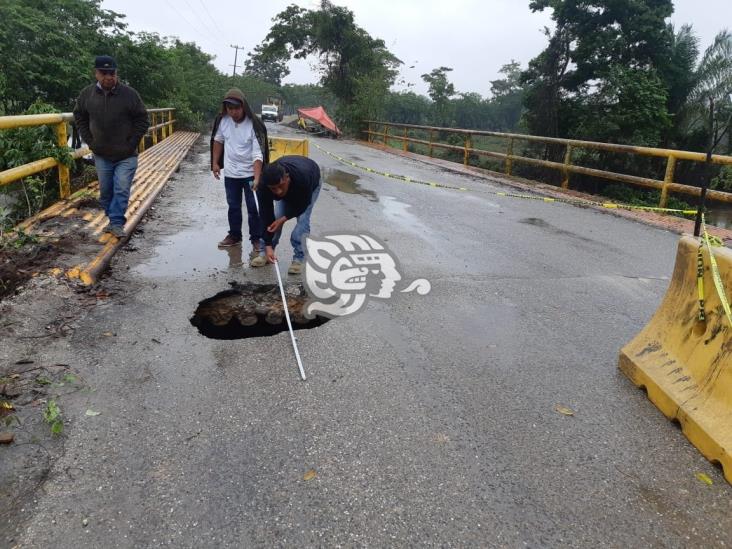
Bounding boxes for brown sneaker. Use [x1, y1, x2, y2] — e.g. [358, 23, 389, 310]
[218, 235, 241, 248]
[287, 260, 303, 275]
[250, 255, 267, 268]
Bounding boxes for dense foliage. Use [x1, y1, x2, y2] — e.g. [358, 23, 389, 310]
[1, 0, 731, 227]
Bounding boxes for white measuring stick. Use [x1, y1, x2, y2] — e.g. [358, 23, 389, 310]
[273, 257, 307, 380]
[253, 185, 307, 381]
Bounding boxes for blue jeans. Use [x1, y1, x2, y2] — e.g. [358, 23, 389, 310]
[272, 184, 321, 261]
[224, 176, 263, 247]
[94, 155, 138, 226]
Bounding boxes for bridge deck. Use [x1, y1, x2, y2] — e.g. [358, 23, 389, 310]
[17, 131, 199, 284]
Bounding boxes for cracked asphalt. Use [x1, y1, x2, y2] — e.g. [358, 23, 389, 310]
[11, 123, 732, 548]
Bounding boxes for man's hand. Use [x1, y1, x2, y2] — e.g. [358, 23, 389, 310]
[267, 216, 287, 234]
[251, 178, 259, 192]
[265, 245, 277, 264]
[212, 163, 221, 180]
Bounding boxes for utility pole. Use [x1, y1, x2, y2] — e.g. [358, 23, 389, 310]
[230, 44, 243, 77]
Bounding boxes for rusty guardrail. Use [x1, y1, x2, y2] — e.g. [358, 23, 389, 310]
[0, 108, 175, 199]
[362, 121, 732, 208]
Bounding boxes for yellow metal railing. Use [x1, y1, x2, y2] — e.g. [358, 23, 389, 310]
[0, 108, 175, 199]
[363, 121, 732, 207]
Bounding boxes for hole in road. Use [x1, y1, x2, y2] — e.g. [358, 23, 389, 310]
[324, 168, 378, 202]
[190, 282, 330, 340]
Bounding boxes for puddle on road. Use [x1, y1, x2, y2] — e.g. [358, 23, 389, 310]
[324, 168, 378, 202]
[132, 228, 248, 277]
[190, 282, 330, 339]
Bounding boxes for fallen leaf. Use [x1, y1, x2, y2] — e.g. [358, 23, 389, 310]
[554, 404, 575, 416]
[0, 401, 14, 411]
[102, 332, 114, 337]
[696, 472, 713, 486]
[85, 409, 101, 417]
[0, 432, 14, 444]
[303, 469, 317, 481]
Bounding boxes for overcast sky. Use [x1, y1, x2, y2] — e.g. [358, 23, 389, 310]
[100, 0, 729, 98]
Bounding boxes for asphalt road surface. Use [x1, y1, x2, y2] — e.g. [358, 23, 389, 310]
[15, 123, 732, 547]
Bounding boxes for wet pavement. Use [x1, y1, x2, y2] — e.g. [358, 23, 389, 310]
[13, 123, 732, 547]
[323, 167, 378, 202]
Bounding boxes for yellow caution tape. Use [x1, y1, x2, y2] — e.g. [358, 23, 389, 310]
[312, 142, 700, 216]
[702, 214, 732, 327]
[312, 142, 469, 192]
[696, 242, 707, 322]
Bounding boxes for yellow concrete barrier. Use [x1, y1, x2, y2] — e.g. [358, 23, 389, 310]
[619, 235, 732, 482]
[269, 137, 308, 161]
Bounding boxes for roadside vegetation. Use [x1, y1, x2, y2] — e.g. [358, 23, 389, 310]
[1, 0, 731, 228]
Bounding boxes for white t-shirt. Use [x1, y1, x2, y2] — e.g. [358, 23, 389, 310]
[213, 115, 263, 178]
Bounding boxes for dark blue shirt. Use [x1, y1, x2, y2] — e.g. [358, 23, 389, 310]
[257, 156, 321, 245]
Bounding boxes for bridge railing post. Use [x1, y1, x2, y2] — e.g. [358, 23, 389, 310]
[383, 124, 389, 146]
[429, 130, 434, 158]
[403, 127, 408, 152]
[660, 155, 676, 209]
[561, 145, 573, 189]
[55, 121, 70, 199]
[464, 134, 471, 167]
[505, 137, 514, 175]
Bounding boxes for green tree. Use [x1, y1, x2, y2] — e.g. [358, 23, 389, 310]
[678, 30, 732, 153]
[575, 65, 671, 146]
[0, 0, 125, 113]
[281, 84, 336, 113]
[489, 61, 525, 131]
[452, 92, 489, 129]
[521, 26, 572, 137]
[250, 1, 401, 131]
[245, 44, 291, 86]
[421, 67, 456, 126]
[383, 91, 431, 125]
[527, 0, 673, 90]
[664, 25, 700, 121]
[522, 0, 675, 142]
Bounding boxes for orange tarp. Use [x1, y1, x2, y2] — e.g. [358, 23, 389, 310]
[297, 106, 341, 136]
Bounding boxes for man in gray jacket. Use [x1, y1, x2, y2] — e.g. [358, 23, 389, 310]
[73, 55, 149, 238]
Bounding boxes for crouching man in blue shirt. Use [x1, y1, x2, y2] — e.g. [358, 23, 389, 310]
[256, 155, 321, 275]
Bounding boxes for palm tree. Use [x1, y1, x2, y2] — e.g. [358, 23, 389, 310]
[680, 30, 732, 152]
[666, 24, 700, 118]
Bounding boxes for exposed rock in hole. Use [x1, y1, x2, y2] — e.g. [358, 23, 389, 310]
[190, 282, 329, 339]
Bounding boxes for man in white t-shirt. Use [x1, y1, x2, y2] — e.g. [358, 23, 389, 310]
[210, 88, 269, 267]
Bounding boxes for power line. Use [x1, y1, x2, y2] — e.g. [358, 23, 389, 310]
[162, 0, 219, 50]
[197, 0, 224, 40]
[181, 0, 219, 39]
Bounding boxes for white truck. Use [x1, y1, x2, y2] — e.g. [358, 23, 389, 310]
[261, 104, 279, 122]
